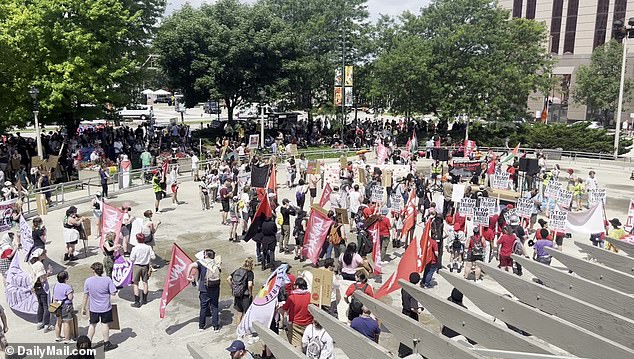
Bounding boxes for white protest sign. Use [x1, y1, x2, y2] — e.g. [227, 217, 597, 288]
[492, 173, 510, 190]
[451, 184, 465, 203]
[504, 208, 517, 223]
[371, 185, 384, 203]
[390, 194, 403, 211]
[550, 210, 568, 232]
[557, 189, 573, 207]
[473, 207, 489, 226]
[479, 197, 497, 216]
[545, 181, 562, 198]
[588, 188, 607, 205]
[516, 198, 533, 219]
[459, 198, 476, 217]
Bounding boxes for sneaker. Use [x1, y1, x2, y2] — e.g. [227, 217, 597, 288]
[103, 342, 118, 351]
[198, 327, 205, 332]
[36, 323, 44, 330]
[63, 339, 76, 344]
[44, 325, 54, 333]
[212, 326, 220, 332]
[247, 336, 260, 345]
[55, 337, 64, 342]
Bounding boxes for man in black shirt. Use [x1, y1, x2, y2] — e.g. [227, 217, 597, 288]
[398, 272, 422, 357]
[279, 199, 296, 254]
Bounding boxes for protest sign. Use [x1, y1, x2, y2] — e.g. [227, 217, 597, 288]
[544, 181, 562, 198]
[310, 268, 333, 307]
[451, 184, 465, 203]
[390, 193, 403, 211]
[5, 251, 38, 315]
[473, 207, 489, 226]
[307, 160, 320, 175]
[0, 199, 17, 232]
[459, 198, 476, 217]
[371, 185, 384, 203]
[335, 208, 349, 225]
[492, 173, 510, 190]
[112, 255, 133, 288]
[550, 210, 568, 232]
[479, 197, 497, 216]
[516, 198, 533, 219]
[450, 161, 483, 177]
[382, 169, 393, 186]
[588, 188, 607, 205]
[248, 134, 259, 149]
[504, 208, 517, 223]
[557, 189, 573, 208]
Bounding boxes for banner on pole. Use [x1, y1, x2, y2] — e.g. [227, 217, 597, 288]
[159, 244, 194, 318]
[302, 210, 334, 265]
[345, 66, 353, 86]
[334, 87, 342, 107]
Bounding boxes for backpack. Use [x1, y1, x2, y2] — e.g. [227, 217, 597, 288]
[231, 268, 249, 297]
[296, 189, 305, 203]
[201, 259, 221, 288]
[358, 229, 372, 257]
[305, 327, 327, 359]
[329, 224, 344, 245]
[471, 236, 484, 257]
[452, 234, 463, 251]
[512, 238, 524, 256]
[348, 283, 369, 320]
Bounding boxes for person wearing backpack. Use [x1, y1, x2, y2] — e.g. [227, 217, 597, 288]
[302, 320, 334, 359]
[509, 215, 526, 276]
[325, 211, 346, 262]
[227, 257, 254, 325]
[464, 227, 485, 281]
[344, 273, 374, 321]
[186, 249, 222, 332]
[293, 211, 308, 261]
[497, 226, 516, 272]
[447, 226, 465, 273]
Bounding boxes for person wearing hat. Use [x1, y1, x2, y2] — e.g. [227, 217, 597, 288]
[1, 181, 17, 201]
[187, 249, 222, 332]
[607, 218, 626, 253]
[63, 206, 84, 262]
[226, 340, 253, 359]
[129, 233, 156, 308]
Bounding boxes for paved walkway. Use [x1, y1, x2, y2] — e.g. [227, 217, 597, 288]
[2, 154, 633, 358]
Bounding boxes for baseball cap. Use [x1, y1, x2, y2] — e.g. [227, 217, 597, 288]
[226, 340, 246, 353]
[30, 248, 44, 260]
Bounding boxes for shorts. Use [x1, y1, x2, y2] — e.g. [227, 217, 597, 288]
[234, 295, 252, 313]
[295, 233, 305, 246]
[67, 240, 78, 245]
[154, 191, 163, 201]
[57, 303, 74, 322]
[171, 184, 178, 193]
[310, 188, 317, 198]
[222, 201, 230, 212]
[499, 256, 513, 268]
[133, 264, 150, 283]
[89, 309, 113, 324]
[555, 235, 564, 246]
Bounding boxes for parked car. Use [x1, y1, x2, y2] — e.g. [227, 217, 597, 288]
[118, 105, 153, 121]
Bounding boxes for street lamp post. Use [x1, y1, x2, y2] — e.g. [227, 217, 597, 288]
[28, 86, 43, 159]
[613, 19, 634, 159]
[259, 90, 265, 149]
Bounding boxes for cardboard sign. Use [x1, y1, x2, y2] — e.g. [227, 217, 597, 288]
[289, 144, 299, 157]
[550, 210, 568, 232]
[31, 157, 45, 169]
[516, 198, 533, 219]
[473, 207, 489, 226]
[110, 303, 121, 330]
[451, 184, 465, 203]
[382, 169, 393, 186]
[371, 185, 384, 203]
[358, 168, 366, 184]
[479, 197, 497, 216]
[588, 188, 607, 205]
[335, 208, 349, 225]
[307, 160, 320, 175]
[492, 173, 510, 190]
[557, 189, 573, 207]
[310, 268, 333, 307]
[544, 181, 562, 198]
[46, 155, 60, 170]
[339, 155, 347, 169]
[459, 198, 476, 217]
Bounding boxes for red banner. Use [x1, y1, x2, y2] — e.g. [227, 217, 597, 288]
[301, 210, 334, 264]
[160, 243, 194, 318]
[377, 143, 388, 164]
[100, 203, 124, 249]
[319, 183, 332, 208]
[369, 222, 382, 275]
[400, 189, 418, 240]
[375, 220, 432, 299]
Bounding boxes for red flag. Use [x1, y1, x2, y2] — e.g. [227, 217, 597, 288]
[541, 98, 548, 124]
[159, 243, 194, 318]
[244, 193, 273, 241]
[369, 221, 382, 275]
[319, 183, 333, 208]
[162, 160, 169, 181]
[267, 165, 278, 199]
[377, 143, 388, 164]
[301, 210, 334, 264]
[375, 220, 432, 298]
[400, 189, 418, 240]
[100, 203, 124, 249]
[406, 139, 411, 153]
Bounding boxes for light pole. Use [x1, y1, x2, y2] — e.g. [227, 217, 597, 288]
[259, 89, 265, 148]
[613, 19, 634, 159]
[28, 86, 43, 159]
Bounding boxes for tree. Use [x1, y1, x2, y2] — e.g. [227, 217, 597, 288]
[574, 40, 632, 125]
[155, 0, 294, 122]
[0, 0, 166, 131]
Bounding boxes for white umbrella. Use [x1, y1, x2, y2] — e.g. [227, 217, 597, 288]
[142, 89, 155, 95]
[154, 89, 172, 96]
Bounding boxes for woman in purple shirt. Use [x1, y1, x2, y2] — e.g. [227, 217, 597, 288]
[53, 271, 74, 343]
[82, 262, 118, 351]
[533, 229, 555, 265]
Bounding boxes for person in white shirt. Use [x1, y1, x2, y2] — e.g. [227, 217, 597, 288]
[191, 153, 200, 179]
[302, 321, 335, 359]
[348, 184, 362, 231]
[129, 233, 156, 308]
[585, 171, 598, 191]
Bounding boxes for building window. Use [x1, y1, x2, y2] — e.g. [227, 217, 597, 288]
[550, 0, 564, 54]
[563, 0, 579, 53]
[593, 0, 609, 49]
[613, 0, 628, 43]
[526, 0, 537, 19]
[512, 0, 523, 18]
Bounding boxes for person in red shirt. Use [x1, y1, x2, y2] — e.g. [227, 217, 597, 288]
[481, 225, 495, 263]
[497, 226, 516, 271]
[485, 158, 496, 187]
[281, 277, 312, 348]
[377, 213, 391, 261]
[344, 273, 374, 321]
[464, 228, 485, 281]
[421, 238, 439, 288]
[363, 203, 376, 219]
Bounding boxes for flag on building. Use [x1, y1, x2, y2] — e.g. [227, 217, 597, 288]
[243, 193, 273, 242]
[302, 209, 334, 264]
[319, 183, 333, 208]
[499, 143, 520, 165]
[375, 220, 433, 299]
[159, 243, 194, 318]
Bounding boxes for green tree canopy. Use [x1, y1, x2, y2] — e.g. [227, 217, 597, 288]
[574, 40, 632, 125]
